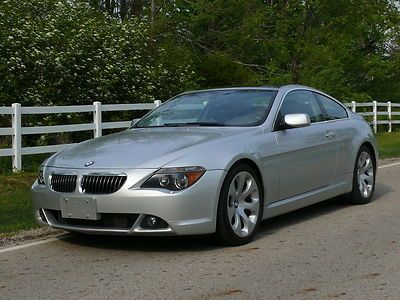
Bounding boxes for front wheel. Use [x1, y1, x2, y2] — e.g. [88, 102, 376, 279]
[215, 164, 263, 246]
[348, 146, 376, 205]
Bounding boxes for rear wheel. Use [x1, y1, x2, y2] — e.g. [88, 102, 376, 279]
[348, 146, 376, 205]
[215, 164, 263, 246]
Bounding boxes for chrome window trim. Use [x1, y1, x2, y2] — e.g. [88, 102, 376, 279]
[312, 91, 349, 119]
[272, 88, 350, 131]
[134, 88, 279, 129]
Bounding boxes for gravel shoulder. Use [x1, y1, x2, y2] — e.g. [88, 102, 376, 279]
[0, 227, 63, 248]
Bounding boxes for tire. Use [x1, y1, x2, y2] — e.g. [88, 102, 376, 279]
[215, 163, 264, 246]
[348, 146, 376, 205]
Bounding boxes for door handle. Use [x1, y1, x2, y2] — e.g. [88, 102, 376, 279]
[325, 131, 336, 138]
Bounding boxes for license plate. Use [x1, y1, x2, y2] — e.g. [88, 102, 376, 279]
[60, 197, 99, 220]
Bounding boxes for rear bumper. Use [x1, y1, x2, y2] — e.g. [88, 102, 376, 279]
[32, 168, 226, 236]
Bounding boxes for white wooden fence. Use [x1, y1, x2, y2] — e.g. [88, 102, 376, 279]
[345, 100, 400, 134]
[0, 100, 398, 172]
[0, 101, 161, 172]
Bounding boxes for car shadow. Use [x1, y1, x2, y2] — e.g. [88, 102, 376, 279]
[373, 182, 393, 201]
[256, 181, 392, 240]
[59, 182, 393, 252]
[59, 232, 218, 252]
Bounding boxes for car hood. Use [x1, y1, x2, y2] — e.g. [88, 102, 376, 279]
[46, 127, 251, 169]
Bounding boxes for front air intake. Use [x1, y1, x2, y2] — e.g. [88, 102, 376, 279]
[50, 174, 77, 193]
[81, 174, 127, 194]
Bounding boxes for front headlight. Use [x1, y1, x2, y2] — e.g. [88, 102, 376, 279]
[141, 166, 206, 191]
[38, 167, 45, 185]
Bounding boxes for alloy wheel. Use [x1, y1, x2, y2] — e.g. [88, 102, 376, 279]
[226, 171, 260, 237]
[357, 151, 374, 198]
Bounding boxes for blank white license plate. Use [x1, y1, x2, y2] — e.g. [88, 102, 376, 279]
[60, 197, 100, 220]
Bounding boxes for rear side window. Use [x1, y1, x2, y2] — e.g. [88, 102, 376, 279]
[314, 93, 348, 120]
[279, 90, 324, 123]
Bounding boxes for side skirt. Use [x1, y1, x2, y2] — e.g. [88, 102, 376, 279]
[262, 173, 352, 220]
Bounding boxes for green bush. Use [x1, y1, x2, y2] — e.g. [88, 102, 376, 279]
[0, 0, 197, 107]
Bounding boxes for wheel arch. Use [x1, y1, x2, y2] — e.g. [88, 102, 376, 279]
[215, 157, 265, 245]
[360, 141, 377, 168]
[227, 158, 265, 199]
[348, 140, 377, 204]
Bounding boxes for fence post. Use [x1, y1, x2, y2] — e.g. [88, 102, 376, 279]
[154, 100, 162, 125]
[93, 101, 102, 138]
[351, 101, 356, 113]
[12, 103, 22, 172]
[388, 101, 392, 133]
[372, 100, 377, 134]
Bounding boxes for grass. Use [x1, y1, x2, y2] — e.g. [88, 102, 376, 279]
[376, 132, 400, 159]
[0, 153, 50, 175]
[0, 131, 399, 235]
[0, 172, 38, 235]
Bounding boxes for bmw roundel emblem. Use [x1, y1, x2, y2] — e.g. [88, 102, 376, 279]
[84, 161, 95, 167]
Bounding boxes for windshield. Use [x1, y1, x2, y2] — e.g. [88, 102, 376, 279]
[134, 89, 278, 128]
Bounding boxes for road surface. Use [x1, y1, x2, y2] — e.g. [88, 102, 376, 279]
[1, 160, 400, 299]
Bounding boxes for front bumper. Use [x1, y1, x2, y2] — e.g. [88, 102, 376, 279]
[31, 168, 226, 236]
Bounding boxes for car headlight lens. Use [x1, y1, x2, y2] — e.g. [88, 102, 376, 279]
[175, 174, 189, 189]
[38, 167, 45, 185]
[141, 166, 206, 191]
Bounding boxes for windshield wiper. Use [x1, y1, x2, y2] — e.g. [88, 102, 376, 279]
[186, 122, 225, 126]
[162, 122, 225, 127]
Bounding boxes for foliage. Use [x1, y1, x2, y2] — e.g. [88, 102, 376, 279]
[0, 0, 197, 107]
[154, 0, 400, 102]
[0, 0, 400, 106]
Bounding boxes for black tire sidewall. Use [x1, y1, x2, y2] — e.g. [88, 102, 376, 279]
[350, 146, 376, 205]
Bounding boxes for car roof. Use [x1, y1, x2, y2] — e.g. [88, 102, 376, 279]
[180, 85, 318, 94]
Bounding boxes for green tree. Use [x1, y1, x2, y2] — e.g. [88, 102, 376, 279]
[1, 0, 400, 105]
[153, 0, 400, 101]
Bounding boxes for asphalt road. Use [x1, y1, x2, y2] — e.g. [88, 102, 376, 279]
[1, 160, 400, 299]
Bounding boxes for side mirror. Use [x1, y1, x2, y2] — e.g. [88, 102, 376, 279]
[283, 113, 311, 129]
[130, 118, 139, 127]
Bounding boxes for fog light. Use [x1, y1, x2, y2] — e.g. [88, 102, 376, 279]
[141, 215, 169, 229]
[39, 209, 47, 223]
[145, 216, 157, 227]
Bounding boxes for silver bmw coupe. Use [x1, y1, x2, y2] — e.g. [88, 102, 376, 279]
[32, 85, 378, 245]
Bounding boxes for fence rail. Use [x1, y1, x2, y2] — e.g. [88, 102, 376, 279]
[0, 100, 398, 172]
[344, 101, 400, 134]
[0, 101, 160, 171]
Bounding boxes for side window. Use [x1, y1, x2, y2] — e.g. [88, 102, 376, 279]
[279, 90, 324, 123]
[314, 93, 348, 120]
